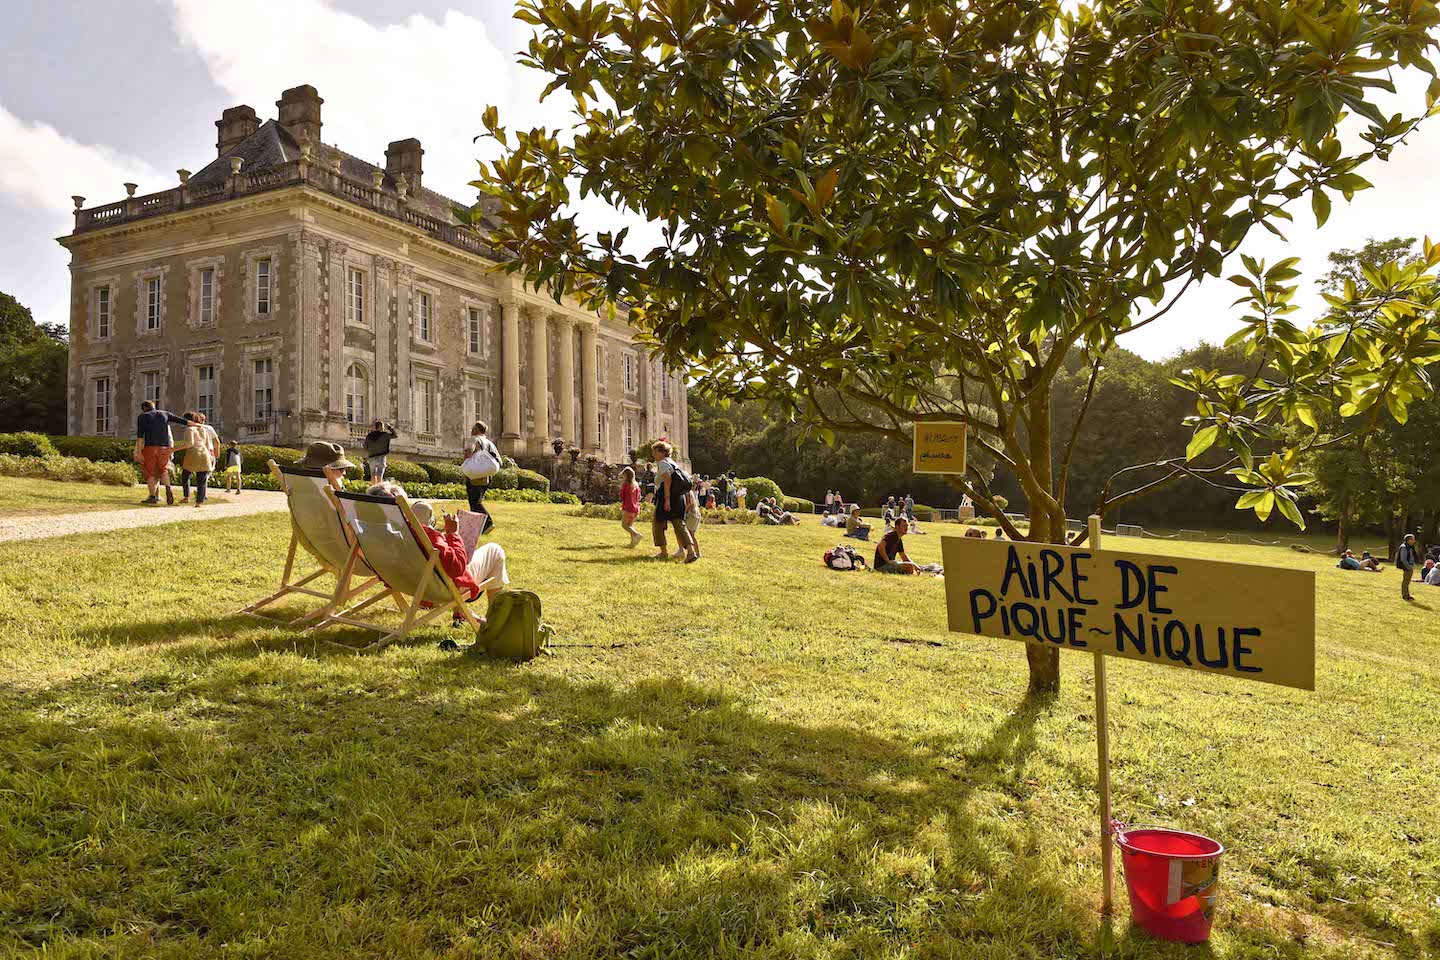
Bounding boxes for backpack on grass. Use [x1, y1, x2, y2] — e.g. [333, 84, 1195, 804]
[824, 544, 867, 571]
[467, 589, 554, 661]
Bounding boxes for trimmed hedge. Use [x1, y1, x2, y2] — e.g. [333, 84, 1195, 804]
[0, 454, 137, 486]
[419, 460, 466, 484]
[238, 472, 575, 505]
[783, 496, 816, 514]
[0, 432, 58, 458]
[489, 467, 550, 492]
[345, 456, 428, 486]
[859, 505, 937, 522]
[737, 476, 782, 506]
[572, 502, 761, 525]
[49, 435, 135, 462]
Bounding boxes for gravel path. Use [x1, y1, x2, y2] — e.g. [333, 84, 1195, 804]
[0, 490, 290, 543]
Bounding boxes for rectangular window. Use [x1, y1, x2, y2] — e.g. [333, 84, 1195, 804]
[253, 358, 274, 419]
[93, 377, 112, 434]
[661, 370, 671, 402]
[419, 292, 433, 342]
[624, 417, 634, 453]
[346, 268, 365, 325]
[416, 378, 436, 434]
[256, 258, 272, 315]
[598, 406, 608, 446]
[196, 365, 216, 422]
[468, 307, 482, 354]
[469, 386, 485, 427]
[199, 267, 215, 326]
[142, 370, 162, 407]
[624, 354, 634, 392]
[95, 287, 111, 340]
[146, 277, 162, 330]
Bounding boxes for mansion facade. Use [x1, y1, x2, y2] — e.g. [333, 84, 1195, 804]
[59, 85, 689, 465]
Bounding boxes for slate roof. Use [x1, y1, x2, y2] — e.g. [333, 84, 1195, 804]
[189, 119, 502, 235]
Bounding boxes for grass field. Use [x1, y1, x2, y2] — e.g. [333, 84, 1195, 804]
[0, 495, 1436, 959]
[0, 476, 145, 517]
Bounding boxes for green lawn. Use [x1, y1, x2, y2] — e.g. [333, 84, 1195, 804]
[0, 499, 1436, 959]
[0, 476, 144, 517]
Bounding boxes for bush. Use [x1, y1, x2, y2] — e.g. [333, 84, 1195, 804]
[241, 474, 578, 506]
[489, 467, 551, 492]
[737, 476, 782, 505]
[419, 460, 466, 484]
[0, 432, 58, 458]
[343, 456, 428, 485]
[49, 435, 135, 462]
[572, 502, 759, 525]
[858, 505, 937, 522]
[238, 444, 304, 467]
[0, 454, 137, 486]
[783, 496, 815, 514]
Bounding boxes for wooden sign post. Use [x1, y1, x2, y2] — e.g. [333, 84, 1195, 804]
[940, 520, 1317, 913]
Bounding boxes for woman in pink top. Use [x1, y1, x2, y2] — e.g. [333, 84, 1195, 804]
[619, 466, 643, 548]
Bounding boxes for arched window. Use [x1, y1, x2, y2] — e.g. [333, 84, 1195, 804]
[345, 363, 369, 424]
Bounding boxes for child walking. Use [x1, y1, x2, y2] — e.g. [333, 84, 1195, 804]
[619, 466, 643, 548]
[221, 441, 244, 495]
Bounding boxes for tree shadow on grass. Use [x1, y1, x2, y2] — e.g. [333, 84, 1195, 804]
[0, 661, 1388, 959]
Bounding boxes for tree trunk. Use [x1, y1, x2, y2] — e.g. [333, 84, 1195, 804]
[1024, 393, 1061, 695]
[1335, 495, 1351, 555]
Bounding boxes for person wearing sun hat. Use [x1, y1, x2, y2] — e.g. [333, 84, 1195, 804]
[296, 441, 355, 491]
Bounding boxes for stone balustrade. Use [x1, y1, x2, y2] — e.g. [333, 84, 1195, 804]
[73, 157, 497, 261]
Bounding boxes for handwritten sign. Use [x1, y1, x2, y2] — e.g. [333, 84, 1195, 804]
[940, 537, 1315, 689]
[913, 420, 968, 475]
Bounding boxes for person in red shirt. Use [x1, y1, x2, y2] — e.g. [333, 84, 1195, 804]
[619, 466, 643, 548]
[409, 500, 509, 613]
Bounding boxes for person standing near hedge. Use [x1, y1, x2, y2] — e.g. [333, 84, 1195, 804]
[364, 420, 396, 483]
[221, 441, 243, 496]
[462, 420, 501, 522]
[133, 400, 189, 506]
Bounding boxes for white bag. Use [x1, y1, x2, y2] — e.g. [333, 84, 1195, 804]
[461, 438, 501, 481]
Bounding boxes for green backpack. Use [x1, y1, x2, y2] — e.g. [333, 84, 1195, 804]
[469, 589, 553, 661]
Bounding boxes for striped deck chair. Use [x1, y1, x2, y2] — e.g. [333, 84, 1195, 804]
[321, 490, 499, 652]
[239, 460, 385, 626]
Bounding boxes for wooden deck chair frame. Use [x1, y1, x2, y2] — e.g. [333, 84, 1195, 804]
[320, 490, 498, 652]
[238, 459, 385, 627]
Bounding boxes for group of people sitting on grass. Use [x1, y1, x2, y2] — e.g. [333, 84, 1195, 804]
[133, 400, 245, 506]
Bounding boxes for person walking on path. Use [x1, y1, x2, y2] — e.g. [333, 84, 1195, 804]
[364, 420, 397, 483]
[462, 421, 501, 525]
[1398, 533, 1422, 601]
[650, 440, 697, 562]
[176, 412, 221, 506]
[619, 466, 643, 548]
[132, 400, 189, 505]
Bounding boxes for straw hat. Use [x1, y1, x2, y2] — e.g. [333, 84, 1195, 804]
[297, 441, 354, 471]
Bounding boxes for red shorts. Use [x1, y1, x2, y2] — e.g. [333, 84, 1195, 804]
[141, 446, 173, 482]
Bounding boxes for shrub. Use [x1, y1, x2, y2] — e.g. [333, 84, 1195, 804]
[737, 476, 782, 505]
[858, 505, 937, 522]
[0, 432, 58, 458]
[419, 461, 466, 484]
[0, 454, 137, 486]
[783, 496, 815, 514]
[572, 502, 759, 524]
[489, 467, 551, 492]
[343, 456, 429, 485]
[49, 435, 135, 462]
[238, 444, 304, 467]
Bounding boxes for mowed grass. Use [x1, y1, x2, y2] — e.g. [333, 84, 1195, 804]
[0, 476, 145, 518]
[0, 498, 1436, 959]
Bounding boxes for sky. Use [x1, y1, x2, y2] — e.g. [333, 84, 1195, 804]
[2, 1, 1438, 361]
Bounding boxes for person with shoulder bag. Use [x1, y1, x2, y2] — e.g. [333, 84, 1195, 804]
[461, 420, 502, 524]
[177, 412, 220, 506]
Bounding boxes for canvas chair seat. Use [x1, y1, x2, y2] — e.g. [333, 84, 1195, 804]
[317, 491, 499, 652]
[238, 461, 383, 626]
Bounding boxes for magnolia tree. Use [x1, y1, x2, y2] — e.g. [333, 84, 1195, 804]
[469, 0, 1440, 692]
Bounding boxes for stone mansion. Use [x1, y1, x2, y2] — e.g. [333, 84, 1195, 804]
[59, 84, 690, 465]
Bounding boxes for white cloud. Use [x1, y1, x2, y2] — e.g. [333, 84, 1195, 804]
[168, 0, 570, 204]
[0, 102, 162, 214]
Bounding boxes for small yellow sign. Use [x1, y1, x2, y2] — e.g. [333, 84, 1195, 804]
[940, 537, 1316, 690]
[913, 420, 968, 475]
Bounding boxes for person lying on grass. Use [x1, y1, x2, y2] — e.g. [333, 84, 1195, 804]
[1337, 549, 1382, 572]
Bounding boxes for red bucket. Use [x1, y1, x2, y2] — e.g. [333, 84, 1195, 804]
[1115, 823, 1223, 943]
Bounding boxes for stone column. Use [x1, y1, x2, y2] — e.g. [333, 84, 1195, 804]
[395, 264, 415, 437]
[323, 239, 349, 424]
[499, 294, 522, 453]
[580, 322, 599, 452]
[555, 314, 575, 448]
[528, 307, 549, 454]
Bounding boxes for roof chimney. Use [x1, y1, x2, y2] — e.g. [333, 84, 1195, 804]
[385, 138, 424, 193]
[276, 85, 323, 146]
[216, 105, 259, 156]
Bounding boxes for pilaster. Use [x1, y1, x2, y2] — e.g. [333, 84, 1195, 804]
[555, 314, 576, 448]
[527, 307, 550, 455]
[580, 321, 599, 453]
[499, 294, 522, 453]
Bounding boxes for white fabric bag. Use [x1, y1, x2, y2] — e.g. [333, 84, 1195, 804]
[461, 437, 501, 481]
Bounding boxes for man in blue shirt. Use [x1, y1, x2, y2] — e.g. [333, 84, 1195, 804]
[133, 400, 189, 505]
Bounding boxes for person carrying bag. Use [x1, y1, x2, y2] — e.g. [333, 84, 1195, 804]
[461, 420, 502, 525]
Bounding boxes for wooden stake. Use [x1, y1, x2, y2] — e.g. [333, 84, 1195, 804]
[1089, 513, 1114, 915]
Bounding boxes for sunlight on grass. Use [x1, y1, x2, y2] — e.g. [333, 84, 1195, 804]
[0, 500, 1436, 958]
